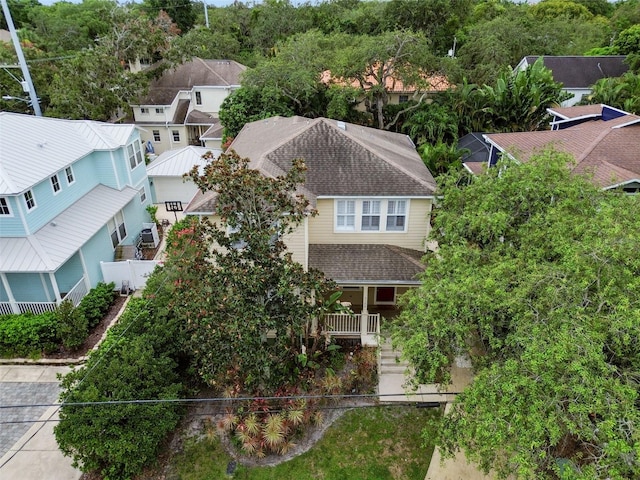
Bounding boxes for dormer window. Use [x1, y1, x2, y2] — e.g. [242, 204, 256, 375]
[155, 107, 164, 114]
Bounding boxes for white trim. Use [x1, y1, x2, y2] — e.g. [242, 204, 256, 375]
[333, 198, 410, 233]
[23, 189, 37, 212]
[604, 179, 640, 191]
[0, 197, 12, 217]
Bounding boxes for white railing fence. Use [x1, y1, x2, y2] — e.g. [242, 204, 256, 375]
[0, 276, 88, 316]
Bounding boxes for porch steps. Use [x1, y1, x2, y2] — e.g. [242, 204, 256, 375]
[377, 340, 468, 404]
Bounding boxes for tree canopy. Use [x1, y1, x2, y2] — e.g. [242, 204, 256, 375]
[391, 150, 640, 479]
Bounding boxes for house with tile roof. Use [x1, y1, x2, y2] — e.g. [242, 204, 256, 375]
[463, 105, 640, 192]
[185, 116, 437, 345]
[130, 58, 245, 155]
[515, 56, 629, 106]
[0, 113, 153, 315]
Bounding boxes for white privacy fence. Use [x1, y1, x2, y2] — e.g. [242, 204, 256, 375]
[100, 260, 161, 292]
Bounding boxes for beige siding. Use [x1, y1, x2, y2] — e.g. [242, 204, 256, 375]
[308, 198, 432, 251]
[282, 218, 307, 269]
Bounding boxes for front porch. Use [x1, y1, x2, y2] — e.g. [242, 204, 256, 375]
[0, 275, 89, 315]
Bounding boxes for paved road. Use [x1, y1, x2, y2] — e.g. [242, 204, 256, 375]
[0, 365, 81, 480]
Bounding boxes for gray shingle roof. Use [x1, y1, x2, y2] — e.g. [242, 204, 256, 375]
[524, 56, 628, 88]
[230, 116, 436, 198]
[308, 244, 425, 284]
[136, 58, 246, 105]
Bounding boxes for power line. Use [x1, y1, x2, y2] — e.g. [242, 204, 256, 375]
[1, 391, 459, 411]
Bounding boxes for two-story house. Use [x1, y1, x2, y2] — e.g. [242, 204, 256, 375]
[184, 116, 437, 345]
[130, 58, 245, 155]
[0, 113, 153, 315]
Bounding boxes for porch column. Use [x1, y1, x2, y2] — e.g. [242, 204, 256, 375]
[48, 273, 62, 303]
[78, 249, 91, 291]
[0, 273, 20, 314]
[361, 285, 369, 344]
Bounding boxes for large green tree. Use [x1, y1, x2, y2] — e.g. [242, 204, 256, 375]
[170, 150, 338, 393]
[392, 150, 640, 479]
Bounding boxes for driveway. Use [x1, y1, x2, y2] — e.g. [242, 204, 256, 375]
[0, 365, 81, 480]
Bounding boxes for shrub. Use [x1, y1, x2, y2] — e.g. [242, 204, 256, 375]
[55, 295, 187, 480]
[0, 312, 59, 357]
[77, 282, 116, 329]
[56, 300, 88, 351]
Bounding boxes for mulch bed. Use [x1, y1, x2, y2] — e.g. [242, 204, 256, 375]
[42, 294, 128, 360]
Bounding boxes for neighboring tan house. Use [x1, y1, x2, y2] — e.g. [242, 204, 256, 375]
[0, 113, 153, 315]
[185, 116, 437, 345]
[146, 145, 221, 205]
[130, 58, 245, 155]
[515, 56, 629, 106]
[463, 104, 640, 192]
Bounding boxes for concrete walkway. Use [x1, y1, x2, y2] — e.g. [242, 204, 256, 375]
[0, 365, 82, 480]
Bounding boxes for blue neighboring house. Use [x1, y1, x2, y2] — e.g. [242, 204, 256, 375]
[0, 113, 152, 315]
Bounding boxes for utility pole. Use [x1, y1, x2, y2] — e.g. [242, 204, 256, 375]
[204, 1, 209, 28]
[1, 0, 42, 116]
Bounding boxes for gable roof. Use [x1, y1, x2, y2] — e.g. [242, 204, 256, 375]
[0, 113, 137, 195]
[185, 116, 436, 214]
[519, 56, 628, 88]
[484, 107, 640, 189]
[146, 146, 219, 177]
[136, 58, 246, 106]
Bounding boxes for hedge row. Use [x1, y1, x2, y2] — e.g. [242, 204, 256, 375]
[0, 282, 117, 357]
[55, 269, 188, 480]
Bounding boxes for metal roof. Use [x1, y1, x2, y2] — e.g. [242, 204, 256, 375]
[146, 146, 219, 177]
[0, 185, 138, 272]
[0, 113, 137, 195]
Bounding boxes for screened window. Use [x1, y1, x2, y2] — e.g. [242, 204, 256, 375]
[361, 200, 380, 230]
[386, 200, 406, 231]
[336, 200, 355, 230]
[0, 197, 10, 215]
[108, 211, 127, 248]
[65, 166, 75, 184]
[152, 130, 161, 142]
[24, 190, 36, 210]
[50, 174, 61, 193]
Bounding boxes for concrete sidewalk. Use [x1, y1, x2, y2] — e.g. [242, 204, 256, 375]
[0, 365, 82, 480]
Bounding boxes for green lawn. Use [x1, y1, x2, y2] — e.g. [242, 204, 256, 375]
[173, 405, 441, 480]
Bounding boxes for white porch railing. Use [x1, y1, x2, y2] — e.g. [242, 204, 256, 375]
[0, 276, 88, 316]
[324, 313, 380, 345]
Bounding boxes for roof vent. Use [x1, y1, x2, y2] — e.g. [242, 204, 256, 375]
[336, 121, 346, 130]
[37, 140, 47, 148]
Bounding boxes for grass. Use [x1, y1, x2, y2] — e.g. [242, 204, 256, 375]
[172, 405, 442, 480]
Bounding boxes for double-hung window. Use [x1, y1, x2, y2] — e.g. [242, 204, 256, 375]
[336, 200, 356, 230]
[335, 198, 409, 232]
[386, 200, 406, 231]
[172, 130, 180, 142]
[24, 190, 36, 211]
[195, 91, 202, 105]
[50, 174, 61, 194]
[127, 141, 144, 169]
[361, 200, 380, 230]
[0, 197, 10, 215]
[65, 166, 75, 185]
[152, 130, 161, 142]
[108, 211, 127, 248]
